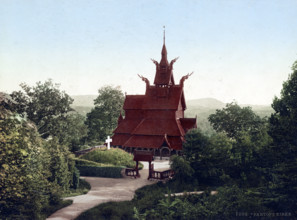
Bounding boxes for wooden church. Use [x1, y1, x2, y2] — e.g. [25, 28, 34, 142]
[111, 34, 197, 157]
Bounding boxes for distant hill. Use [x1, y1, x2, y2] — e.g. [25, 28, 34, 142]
[71, 95, 274, 134]
[71, 95, 97, 107]
[185, 98, 274, 135]
[187, 98, 225, 109]
[186, 98, 273, 117]
[71, 95, 96, 115]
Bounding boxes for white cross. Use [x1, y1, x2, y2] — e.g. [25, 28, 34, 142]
[106, 136, 112, 150]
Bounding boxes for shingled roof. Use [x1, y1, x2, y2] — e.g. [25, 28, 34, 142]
[112, 37, 196, 151]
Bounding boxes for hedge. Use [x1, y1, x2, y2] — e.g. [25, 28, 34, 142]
[73, 157, 113, 167]
[77, 165, 124, 178]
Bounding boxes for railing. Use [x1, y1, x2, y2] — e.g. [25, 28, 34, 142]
[125, 168, 139, 178]
[150, 169, 174, 180]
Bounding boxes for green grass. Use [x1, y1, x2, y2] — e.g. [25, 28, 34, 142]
[73, 157, 114, 167]
[44, 199, 73, 218]
[77, 201, 134, 220]
[62, 178, 91, 197]
[76, 179, 205, 220]
[80, 148, 143, 169]
[45, 179, 91, 218]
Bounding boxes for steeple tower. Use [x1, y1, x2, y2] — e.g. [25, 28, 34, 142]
[153, 27, 176, 86]
[160, 27, 168, 65]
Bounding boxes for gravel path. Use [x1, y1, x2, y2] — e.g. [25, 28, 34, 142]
[47, 160, 170, 220]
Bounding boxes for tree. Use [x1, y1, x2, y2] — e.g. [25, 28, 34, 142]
[54, 113, 88, 152]
[208, 102, 265, 140]
[268, 60, 297, 213]
[0, 93, 78, 218]
[208, 103, 272, 187]
[85, 85, 124, 143]
[0, 96, 53, 219]
[10, 79, 74, 140]
[170, 155, 194, 184]
[45, 138, 76, 191]
[182, 129, 233, 185]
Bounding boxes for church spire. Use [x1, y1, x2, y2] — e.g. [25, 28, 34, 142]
[160, 26, 168, 65]
[163, 25, 165, 44]
[153, 27, 175, 85]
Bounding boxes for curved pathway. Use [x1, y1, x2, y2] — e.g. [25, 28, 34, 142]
[47, 160, 170, 220]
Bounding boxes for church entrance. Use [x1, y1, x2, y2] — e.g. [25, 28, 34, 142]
[125, 150, 174, 180]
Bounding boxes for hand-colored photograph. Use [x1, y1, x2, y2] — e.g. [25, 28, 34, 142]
[1, 1, 296, 219]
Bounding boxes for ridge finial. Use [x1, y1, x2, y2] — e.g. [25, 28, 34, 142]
[163, 26, 165, 44]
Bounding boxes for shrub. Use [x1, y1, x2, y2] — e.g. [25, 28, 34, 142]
[72, 167, 80, 189]
[80, 148, 143, 169]
[170, 155, 194, 183]
[77, 201, 134, 220]
[73, 157, 113, 167]
[77, 165, 124, 178]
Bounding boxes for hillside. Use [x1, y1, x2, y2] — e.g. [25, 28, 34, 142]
[71, 96, 274, 135]
[71, 95, 97, 107]
[185, 98, 274, 135]
[71, 95, 96, 115]
[187, 98, 225, 109]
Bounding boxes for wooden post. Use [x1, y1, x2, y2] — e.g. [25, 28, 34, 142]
[148, 161, 152, 180]
[136, 160, 140, 177]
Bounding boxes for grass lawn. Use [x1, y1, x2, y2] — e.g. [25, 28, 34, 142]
[45, 179, 91, 218]
[62, 178, 91, 197]
[80, 147, 143, 169]
[76, 179, 206, 220]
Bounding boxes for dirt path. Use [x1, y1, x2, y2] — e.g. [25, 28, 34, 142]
[47, 161, 169, 220]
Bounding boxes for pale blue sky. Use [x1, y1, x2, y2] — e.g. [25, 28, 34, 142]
[1, 0, 297, 105]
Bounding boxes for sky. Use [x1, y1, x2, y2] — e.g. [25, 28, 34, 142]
[1, 0, 297, 105]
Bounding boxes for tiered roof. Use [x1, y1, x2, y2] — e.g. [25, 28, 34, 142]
[112, 35, 196, 151]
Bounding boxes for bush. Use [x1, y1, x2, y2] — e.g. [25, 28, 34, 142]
[77, 201, 134, 220]
[170, 155, 194, 183]
[62, 178, 91, 197]
[44, 199, 73, 218]
[73, 157, 113, 167]
[80, 148, 142, 169]
[72, 167, 80, 189]
[77, 165, 124, 178]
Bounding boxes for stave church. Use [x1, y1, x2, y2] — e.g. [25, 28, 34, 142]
[111, 33, 197, 158]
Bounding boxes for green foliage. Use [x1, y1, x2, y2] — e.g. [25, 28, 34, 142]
[10, 79, 74, 139]
[62, 178, 91, 197]
[0, 93, 80, 219]
[268, 60, 297, 213]
[72, 167, 80, 189]
[81, 148, 141, 169]
[10, 80, 88, 151]
[208, 102, 266, 140]
[77, 166, 124, 178]
[181, 129, 229, 186]
[206, 103, 272, 187]
[0, 110, 54, 219]
[73, 157, 112, 167]
[142, 185, 268, 219]
[45, 139, 75, 191]
[170, 155, 194, 183]
[43, 199, 73, 219]
[77, 201, 134, 220]
[57, 113, 88, 152]
[85, 85, 124, 143]
[77, 179, 269, 220]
